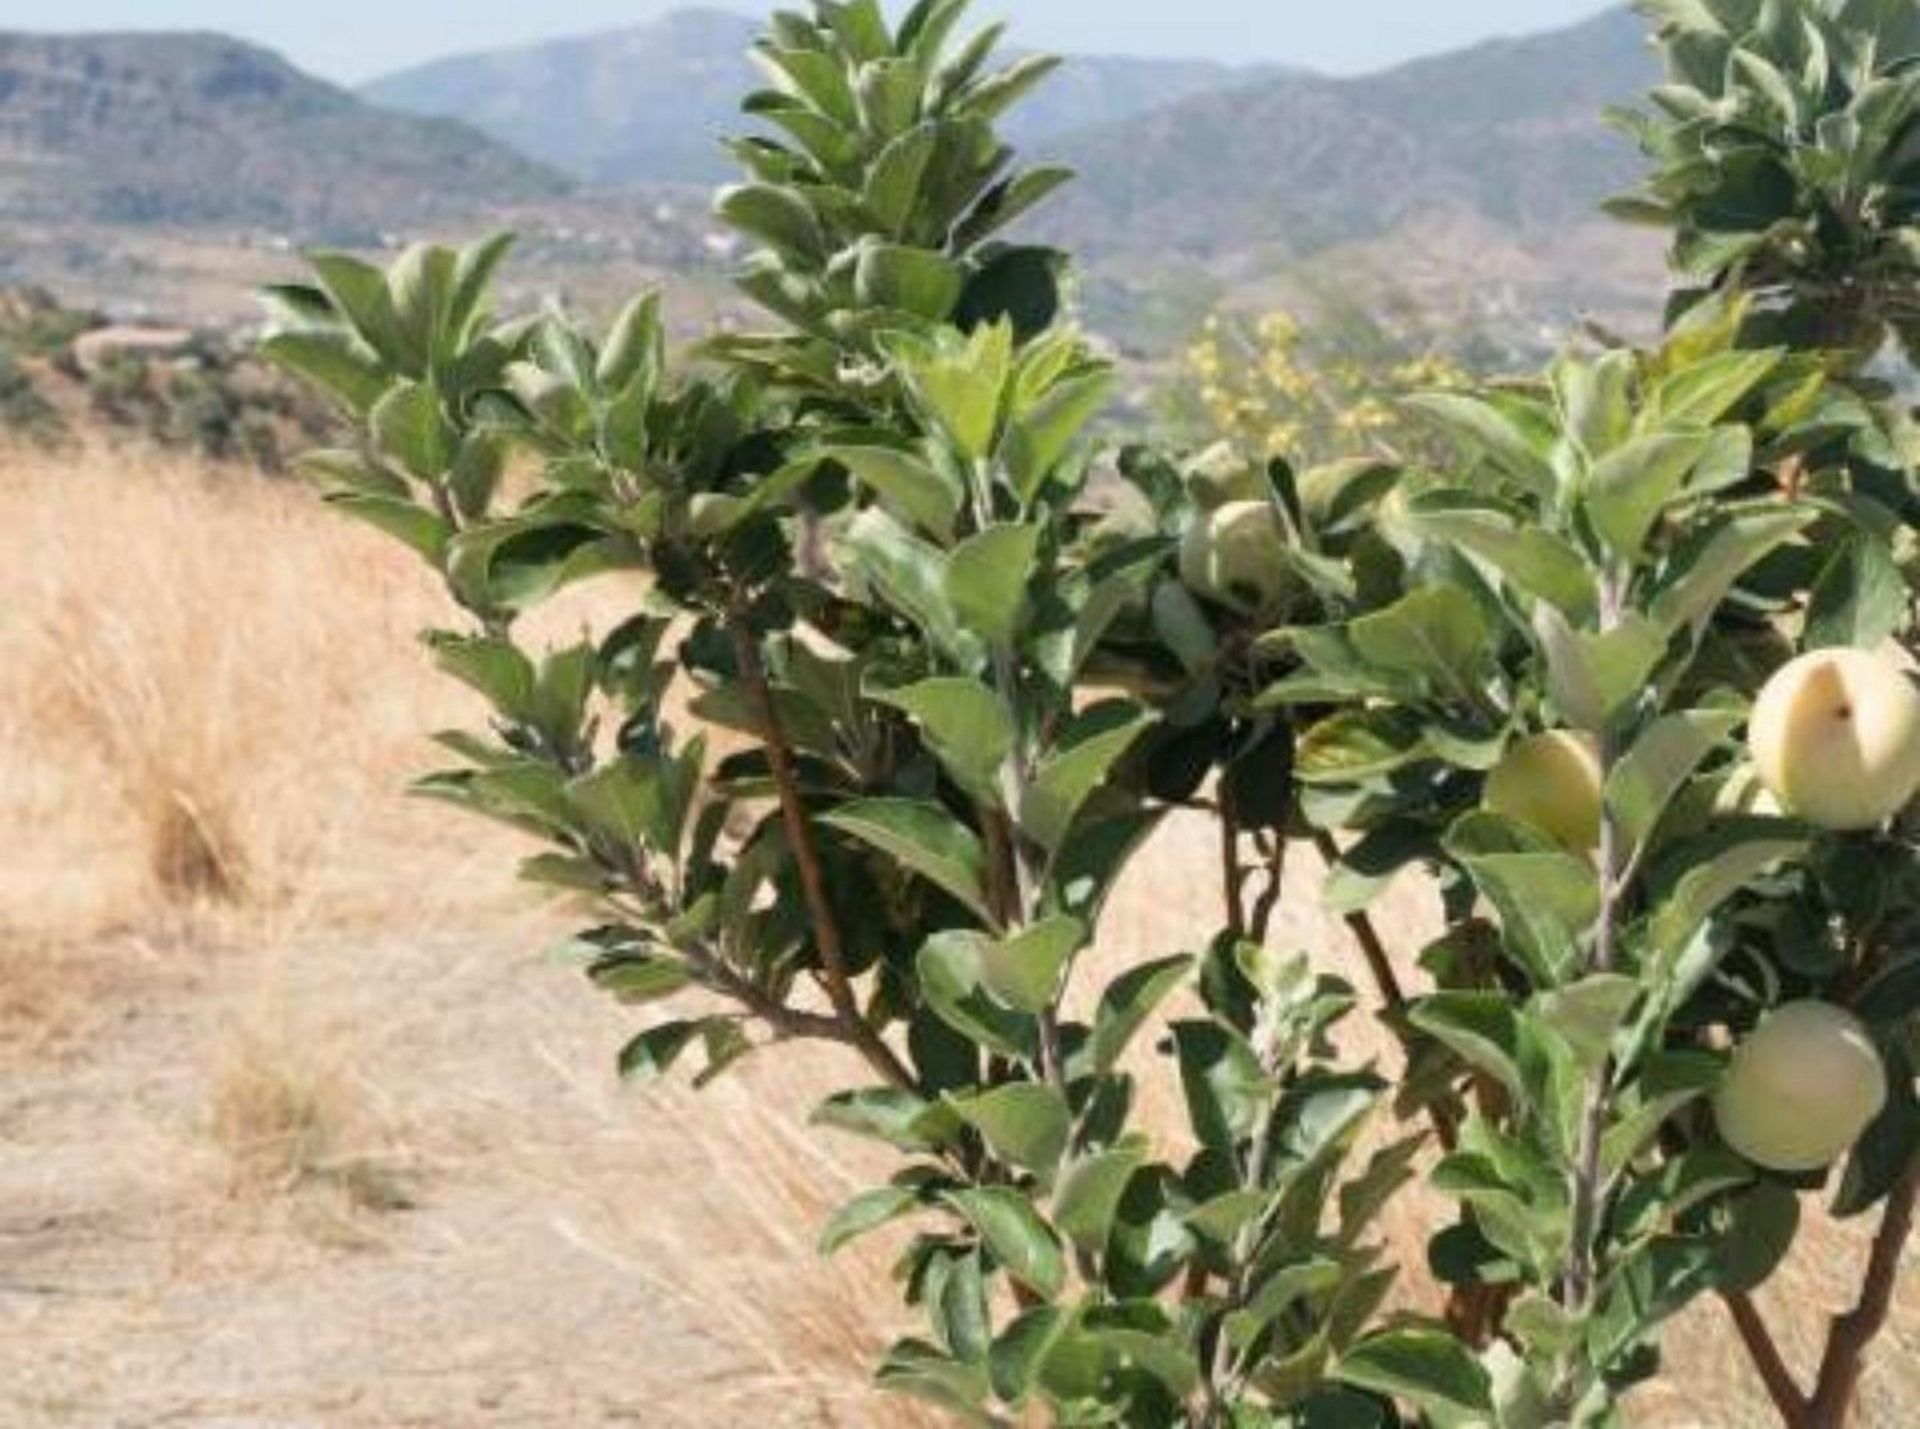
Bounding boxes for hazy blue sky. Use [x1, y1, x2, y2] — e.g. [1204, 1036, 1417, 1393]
[3, 1, 1617, 83]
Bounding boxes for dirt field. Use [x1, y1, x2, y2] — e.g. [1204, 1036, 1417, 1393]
[1, 444, 1914, 1426]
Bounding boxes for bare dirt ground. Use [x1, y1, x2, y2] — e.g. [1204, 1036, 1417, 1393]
[0, 917, 914, 1428]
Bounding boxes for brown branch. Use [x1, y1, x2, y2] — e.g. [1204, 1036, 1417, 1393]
[1249, 830, 1287, 944]
[1724, 1289, 1809, 1426]
[1717, 1151, 1920, 1429]
[1806, 1152, 1920, 1426]
[1310, 829, 1407, 1009]
[1220, 791, 1249, 938]
[729, 622, 915, 1092]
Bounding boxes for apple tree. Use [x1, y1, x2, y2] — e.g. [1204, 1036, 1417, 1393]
[264, 0, 1920, 1424]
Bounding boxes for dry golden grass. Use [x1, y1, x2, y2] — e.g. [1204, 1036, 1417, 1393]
[0, 437, 1914, 1426]
[0, 439, 526, 937]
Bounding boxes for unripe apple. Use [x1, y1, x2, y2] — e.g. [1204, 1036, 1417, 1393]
[1180, 441, 1267, 510]
[1748, 647, 1920, 831]
[1714, 1001, 1888, 1173]
[1178, 500, 1292, 614]
[1483, 730, 1604, 852]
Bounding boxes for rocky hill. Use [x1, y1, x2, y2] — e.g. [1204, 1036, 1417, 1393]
[0, 32, 570, 238]
[1037, 7, 1655, 261]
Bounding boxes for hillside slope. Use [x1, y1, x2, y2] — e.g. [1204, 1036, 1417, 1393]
[360, 7, 1273, 186]
[1038, 7, 1655, 260]
[0, 32, 570, 236]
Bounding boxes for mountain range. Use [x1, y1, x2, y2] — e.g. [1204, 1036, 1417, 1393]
[360, 7, 1272, 188]
[0, 5, 1668, 347]
[0, 32, 566, 236]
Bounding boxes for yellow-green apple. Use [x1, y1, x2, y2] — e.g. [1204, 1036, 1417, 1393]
[1714, 1001, 1888, 1173]
[1177, 500, 1292, 614]
[1483, 730, 1604, 851]
[1748, 647, 1920, 830]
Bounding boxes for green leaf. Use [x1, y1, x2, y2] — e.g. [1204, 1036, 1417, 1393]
[1404, 493, 1597, 618]
[813, 1087, 963, 1152]
[259, 330, 389, 413]
[946, 523, 1041, 646]
[855, 243, 965, 320]
[1606, 709, 1742, 856]
[308, 249, 412, 370]
[588, 951, 692, 1005]
[617, 1021, 704, 1083]
[820, 1185, 922, 1254]
[1075, 955, 1193, 1078]
[1653, 348, 1782, 426]
[841, 509, 981, 668]
[371, 380, 454, 477]
[874, 677, 1014, 805]
[1171, 1021, 1271, 1150]
[875, 1339, 993, 1424]
[1714, 1180, 1800, 1293]
[1585, 431, 1713, 559]
[977, 916, 1084, 1014]
[987, 1306, 1070, 1407]
[1404, 391, 1555, 495]
[568, 756, 686, 857]
[1295, 708, 1429, 785]
[1411, 993, 1526, 1097]
[1649, 835, 1806, 964]
[1052, 1138, 1148, 1255]
[1347, 586, 1493, 698]
[1651, 505, 1819, 635]
[1534, 604, 1669, 731]
[597, 290, 664, 393]
[945, 1188, 1066, 1298]
[1336, 1328, 1493, 1417]
[427, 633, 535, 721]
[952, 1083, 1071, 1181]
[714, 182, 826, 261]
[821, 439, 965, 539]
[918, 932, 1039, 1059]
[1003, 368, 1113, 500]
[1806, 531, 1906, 652]
[1021, 702, 1151, 854]
[889, 323, 1011, 460]
[323, 494, 451, 564]
[1532, 975, 1640, 1070]
[865, 123, 939, 232]
[1445, 813, 1601, 985]
[822, 798, 994, 923]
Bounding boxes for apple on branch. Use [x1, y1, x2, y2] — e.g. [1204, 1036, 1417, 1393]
[1749, 647, 1920, 832]
[1483, 729, 1603, 852]
[1714, 1001, 1889, 1173]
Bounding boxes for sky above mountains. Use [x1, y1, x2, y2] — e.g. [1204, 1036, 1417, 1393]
[7, 1, 1617, 83]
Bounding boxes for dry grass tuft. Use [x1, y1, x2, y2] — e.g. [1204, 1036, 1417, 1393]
[208, 1019, 412, 1217]
[0, 439, 523, 936]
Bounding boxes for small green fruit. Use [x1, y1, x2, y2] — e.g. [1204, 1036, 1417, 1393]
[1483, 730, 1603, 852]
[1178, 500, 1291, 614]
[1715, 1001, 1888, 1173]
[1748, 647, 1920, 831]
[1180, 441, 1266, 510]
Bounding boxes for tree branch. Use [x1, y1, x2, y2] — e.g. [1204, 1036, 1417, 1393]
[730, 621, 915, 1092]
[1722, 1289, 1809, 1427]
[1806, 1151, 1920, 1426]
[1309, 829, 1407, 1010]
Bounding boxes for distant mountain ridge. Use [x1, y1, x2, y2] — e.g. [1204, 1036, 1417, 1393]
[356, 4, 1656, 271]
[359, 7, 1285, 187]
[1038, 7, 1656, 260]
[0, 31, 569, 235]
